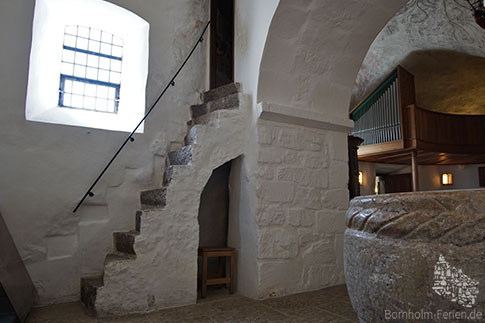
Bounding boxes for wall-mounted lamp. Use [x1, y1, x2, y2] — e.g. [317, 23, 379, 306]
[359, 171, 363, 185]
[441, 173, 453, 186]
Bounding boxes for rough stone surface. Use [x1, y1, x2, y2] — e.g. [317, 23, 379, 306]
[167, 145, 192, 166]
[140, 188, 167, 208]
[255, 119, 348, 299]
[191, 93, 241, 120]
[201, 82, 241, 103]
[351, 0, 485, 114]
[345, 189, 485, 323]
[86, 94, 251, 317]
[113, 231, 139, 255]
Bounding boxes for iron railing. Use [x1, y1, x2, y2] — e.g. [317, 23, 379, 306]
[72, 21, 210, 213]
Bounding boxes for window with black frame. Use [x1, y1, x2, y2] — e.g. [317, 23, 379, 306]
[59, 25, 123, 114]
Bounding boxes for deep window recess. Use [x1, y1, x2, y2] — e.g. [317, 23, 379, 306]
[59, 25, 123, 114]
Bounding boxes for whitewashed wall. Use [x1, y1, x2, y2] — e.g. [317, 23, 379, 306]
[0, 0, 208, 305]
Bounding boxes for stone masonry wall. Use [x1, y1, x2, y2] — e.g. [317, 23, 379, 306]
[254, 119, 348, 298]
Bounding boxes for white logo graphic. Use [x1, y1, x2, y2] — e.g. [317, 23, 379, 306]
[432, 255, 479, 308]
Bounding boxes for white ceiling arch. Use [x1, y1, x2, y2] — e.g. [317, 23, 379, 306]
[257, 0, 408, 126]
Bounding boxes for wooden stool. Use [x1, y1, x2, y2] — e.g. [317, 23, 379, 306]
[198, 247, 235, 298]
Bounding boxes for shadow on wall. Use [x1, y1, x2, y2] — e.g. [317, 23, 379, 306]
[400, 50, 485, 115]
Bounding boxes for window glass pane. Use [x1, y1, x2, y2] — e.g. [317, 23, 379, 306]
[108, 87, 116, 99]
[72, 95, 83, 108]
[78, 26, 89, 38]
[99, 57, 110, 70]
[84, 97, 96, 110]
[111, 46, 122, 58]
[59, 25, 123, 114]
[63, 49, 75, 63]
[64, 80, 73, 93]
[63, 94, 71, 106]
[101, 32, 112, 43]
[75, 52, 87, 65]
[86, 67, 98, 80]
[100, 43, 111, 55]
[96, 98, 108, 111]
[61, 62, 74, 75]
[87, 55, 99, 68]
[111, 60, 122, 72]
[110, 72, 121, 84]
[90, 28, 101, 41]
[97, 85, 108, 99]
[113, 36, 123, 46]
[88, 40, 100, 53]
[77, 37, 88, 50]
[107, 100, 115, 113]
[85, 83, 96, 97]
[72, 81, 84, 95]
[98, 69, 109, 82]
[74, 65, 86, 78]
[64, 35, 76, 47]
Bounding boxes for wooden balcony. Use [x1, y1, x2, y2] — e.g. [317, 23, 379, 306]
[350, 66, 485, 165]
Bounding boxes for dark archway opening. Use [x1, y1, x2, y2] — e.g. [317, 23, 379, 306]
[210, 0, 234, 89]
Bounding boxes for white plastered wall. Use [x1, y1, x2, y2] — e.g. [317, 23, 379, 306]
[251, 0, 409, 298]
[0, 0, 208, 305]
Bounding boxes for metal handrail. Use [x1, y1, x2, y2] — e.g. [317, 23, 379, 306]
[72, 21, 210, 213]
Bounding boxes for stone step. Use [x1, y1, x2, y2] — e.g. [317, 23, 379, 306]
[105, 252, 136, 264]
[191, 93, 240, 119]
[167, 145, 192, 166]
[163, 165, 174, 185]
[80, 276, 103, 314]
[113, 231, 139, 255]
[184, 126, 199, 146]
[140, 187, 167, 208]
[201, 82, 241, 103]
[135, 210, 142, 233]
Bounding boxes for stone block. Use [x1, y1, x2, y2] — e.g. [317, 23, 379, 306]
[295, 187, 324, 210]
[316, 210, 346, 233]
[258, 261, 303, 297]
[288, 208, 315, 227]
[302, 239, 336, 266]
[258, 205, 286, 226]
[329, 161, 348, 189]
[258, 125, 279, 145]
[255, 166, 275, 180]
[201, 82, 241, 103]
[208, 93, 240, 113]
[258, 148, 282, 164]
[281, 150, 301, 166]
[260, 181, 295, 203]
[298, 230, 322, 246]
[167, 145, 192, 166]
[303, 265, 337, 289]
[304, 156, 328, 169]
[259, 228, 298, 259]
[328, 132, 348, 162]
[277, 128, 300, 150]
[323, 189, 349, 210]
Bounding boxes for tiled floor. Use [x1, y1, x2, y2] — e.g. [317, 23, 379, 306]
[26, 285, 358, 322]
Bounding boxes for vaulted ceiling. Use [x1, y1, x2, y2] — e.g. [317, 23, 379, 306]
[351, 0, 485, 115]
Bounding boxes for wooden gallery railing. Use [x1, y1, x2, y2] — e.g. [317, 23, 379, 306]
[349, 65, 485, 158]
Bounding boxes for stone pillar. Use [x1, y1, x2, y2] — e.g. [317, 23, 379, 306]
[348, 136, 363, 200]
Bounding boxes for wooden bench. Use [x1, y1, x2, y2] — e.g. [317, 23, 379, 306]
[198, 247, 235, 298]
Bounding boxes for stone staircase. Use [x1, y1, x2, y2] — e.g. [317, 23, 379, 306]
[80, 83, 247, 316]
